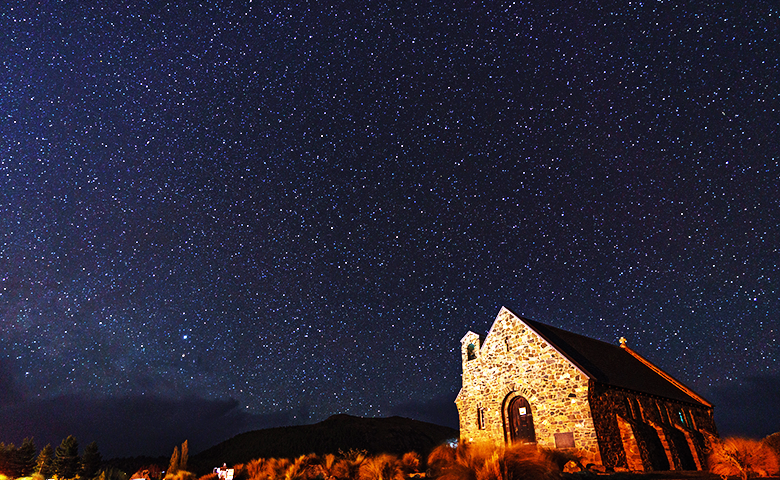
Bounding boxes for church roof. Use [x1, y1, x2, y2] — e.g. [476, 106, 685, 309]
[514, 312, 712, 408]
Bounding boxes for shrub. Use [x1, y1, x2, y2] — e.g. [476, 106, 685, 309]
[400, 453, 421, 475]
[427, 442, 560, 480]
[708, 437, 780, 480]
[317, 454, 338, 480]
[537, 448, 583, 473]
[427, 444, 456, 479]
[100, 467, 130, 480]
[282, 455, 312, 480]
[266, 459, 292, 480]
[501, 444, 559, 480]
[240, 458, 266, 480]
[231, 464, 248, 480]
[163, 470, 196, 480]
[358, 454, 403, 480]
[332, 456, 364, 480]
[763, 433, 780, 461]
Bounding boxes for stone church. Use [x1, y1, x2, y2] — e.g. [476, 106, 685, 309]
[455, 307, 718, 472]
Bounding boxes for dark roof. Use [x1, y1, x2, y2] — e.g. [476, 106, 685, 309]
[517, 314, 710, 407]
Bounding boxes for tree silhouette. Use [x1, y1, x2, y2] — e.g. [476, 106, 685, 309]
[168, 446, 181, 475]
[0, 443, 16, 477]
[81, 441, 103, 479]
[54, 435, 81, 480]
[180, 441, 188, 473]
[37, 444, 55, 478]
[14, 437, 38, 478]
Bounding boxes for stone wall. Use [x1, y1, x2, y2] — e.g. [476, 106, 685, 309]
[456, 307, 718, 473]
[588, 380, 716, 471]
[455, 308, 600, 462]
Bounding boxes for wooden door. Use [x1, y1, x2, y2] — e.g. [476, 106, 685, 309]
[507, 396, 536, 444]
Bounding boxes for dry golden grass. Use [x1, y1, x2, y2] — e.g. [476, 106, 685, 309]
[763, 433, 780, 463]
[427, 442, 562, 480]
[400, 452, 421, 475]
[163, 470, 196, 480]
[332, 455, 365, 480]
[708, 437, 780, 480]
[221, 442, 572, 480]
[427, 444, 457, 479]
[357, 453, 404, 480]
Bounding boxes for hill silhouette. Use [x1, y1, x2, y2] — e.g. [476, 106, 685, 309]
[190, 414, 458, 473]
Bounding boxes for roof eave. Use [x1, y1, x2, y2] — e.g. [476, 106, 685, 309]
[619, 344, 714, 408]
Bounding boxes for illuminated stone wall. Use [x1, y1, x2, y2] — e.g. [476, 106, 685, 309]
[455, 307, 718, 473]
[455, 307, 601, 463]
[588, 380, 717, 471]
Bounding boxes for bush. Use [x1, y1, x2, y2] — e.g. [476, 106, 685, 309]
[400, 453, 420, 475]
[100, 467, 130, 480]
[426, 444, 456, 479]
[708, 437, 780, 480]
[763, 433, 780, 461]
[164, 470, 196, 480]
[537, 448, 584, 473]
[332, 455, 365, 480]
[427, 442, 561, 480]
[357, 454, 403, 480]
[282, 454, 321, 480]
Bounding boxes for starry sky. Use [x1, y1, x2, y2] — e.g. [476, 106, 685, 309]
[1, 0, 779, 459]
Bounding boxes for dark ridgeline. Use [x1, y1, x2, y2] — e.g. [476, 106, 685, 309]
[103, 415, 457, 477]
[190, 415, 457, 473]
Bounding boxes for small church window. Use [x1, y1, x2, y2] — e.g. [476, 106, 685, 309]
[685, 409, 696, 429]
[477, 406, 486, 430]
[505, 337, 511, 351]
[467, 343, 477, 360]
[631, 397, 643, 421]
[655, 402, 670, 425]
[678, 409, 693, 428]
[624, 398, 635, 419]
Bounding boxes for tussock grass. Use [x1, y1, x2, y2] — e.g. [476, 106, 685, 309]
[206, 440, 582, 480]
[427, 442, 567, 480]
[358, 454, 403, 480]
[164, 470, 197, 480]
[400, 453, 421, 475]
[708, 437, 779, 480]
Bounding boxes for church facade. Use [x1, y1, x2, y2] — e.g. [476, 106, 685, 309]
[455, 307, 718, 472]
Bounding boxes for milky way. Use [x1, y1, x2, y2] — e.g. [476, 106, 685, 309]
[1, 1, 778, 457]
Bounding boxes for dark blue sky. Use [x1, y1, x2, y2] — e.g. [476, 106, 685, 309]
[1, 0, 778, 458]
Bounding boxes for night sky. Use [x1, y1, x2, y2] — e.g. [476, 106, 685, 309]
[2, 0, 779, 459]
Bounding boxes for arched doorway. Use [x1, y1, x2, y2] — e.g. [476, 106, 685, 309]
[506, 395, 536, 444]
